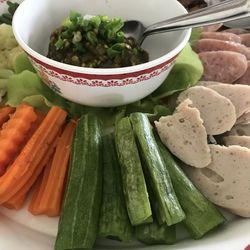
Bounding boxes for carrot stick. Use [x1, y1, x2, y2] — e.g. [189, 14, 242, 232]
[32, 120, 76, 216]
[28, 157, 54, 215]
[4, 135, 60, 210]
[0, 106, 67, 204]
[0, 106, 15, 129]
[0, 104, 37, 176]
[3, 194, 25, 210]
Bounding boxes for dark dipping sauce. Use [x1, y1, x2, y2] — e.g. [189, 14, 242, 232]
[47, 12, 149, 68]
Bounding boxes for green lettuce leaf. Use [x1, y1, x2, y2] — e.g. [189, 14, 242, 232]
[189, 27, 203, 46]
[14, 52, 36, 74]
[6, 70, 68, 110]
[152, 43, 203, 101]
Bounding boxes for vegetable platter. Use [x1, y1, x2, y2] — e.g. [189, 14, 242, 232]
[0, 1, 250, 250]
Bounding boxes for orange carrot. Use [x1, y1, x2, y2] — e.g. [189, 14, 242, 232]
[28, 157, 53, 215]
[0, 104, 37, 176]
[0, 106, 15, 129]
[4, 135, 59, 210]
[29, 120, 76, 216]
[3, 194, 25, 210]
[0, 106, 67, 204]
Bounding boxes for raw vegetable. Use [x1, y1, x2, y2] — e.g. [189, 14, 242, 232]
[136, 221, 176, 245]
[29, 158, 53, 215]
[0, 104, 37, 176]
[5, 137, 58, 210]
[130, 113, 185, 226]
[99, 134, 133, 242]
[156, 137, 226, 239]
[0, 106, 67, 204]
[115, 117, 152, 226]
[0, 105, 15, 128]
[48, 11, 148, 68]
[0, 1, 19, 25]
[32, 120, 76, 217]
[55, 114, 102, 250]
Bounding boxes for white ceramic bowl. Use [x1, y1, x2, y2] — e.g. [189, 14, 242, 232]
[13, 0, 191, 107]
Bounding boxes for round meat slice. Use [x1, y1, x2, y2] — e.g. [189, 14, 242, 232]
[199, 51, 248, 83]
[209, 84, 250, 117]
[193, 39, 250, 59]
[177, 86, 236, 135]
[239, 34, 250, 47]
[224, 135, 250, 149]
[155, 99, 211, 168]
[222, 28, 249, 35]
[184, 144, 250, 217]
[234, 61, 250, 85]
[201, 32, 241, 43]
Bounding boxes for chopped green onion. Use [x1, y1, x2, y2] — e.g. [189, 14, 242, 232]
[55, 38, 64, 49]
[72, 31, 82, 44]
[90, 16, 101, 28]
[86, 31, 98, 45]
[116, 31, 125, 43]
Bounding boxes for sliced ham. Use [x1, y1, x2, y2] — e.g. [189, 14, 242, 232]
[177, 86, 236, 135]
[193, 39, 250, 59]
[184, 144, 250, 217]
[199, 51, 248, 83]
[201, 32, 241, 43]
[209, 84, 250, 117]
[224, 135, 250, 149]
[155, 99, 211, 168]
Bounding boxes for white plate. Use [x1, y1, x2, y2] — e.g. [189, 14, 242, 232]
[1, 0, 250, 249]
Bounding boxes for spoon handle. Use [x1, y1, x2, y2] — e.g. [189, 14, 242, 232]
[143, 0, 249, 37]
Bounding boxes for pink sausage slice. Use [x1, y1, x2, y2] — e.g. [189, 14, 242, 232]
[235, 61, 250, 85]
[201, 32, 241, 43]
[239, 34, 250, 47]
[199, 51, 248, 83]
[193, 39, 250, 59]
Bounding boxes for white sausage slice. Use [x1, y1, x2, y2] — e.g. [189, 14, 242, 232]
[199, 51, 248, 83]
[209, 84, 250, 118]
[155, 99, 211, 168]
[184, 145, 250, 217]
[177, 86, 236, 135]
[224, 135, 250, 149]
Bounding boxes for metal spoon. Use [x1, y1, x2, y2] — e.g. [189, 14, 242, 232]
[122, 0, 250, 44]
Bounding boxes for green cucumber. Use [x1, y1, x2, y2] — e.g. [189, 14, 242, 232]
[156, 137, 226, 239]
[99, 134, 133, 241]
[115, 117, 152, 226]
[55, 114, 103, 250]
[130, 113, 185, 226]
[136, 221, 176, 245]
